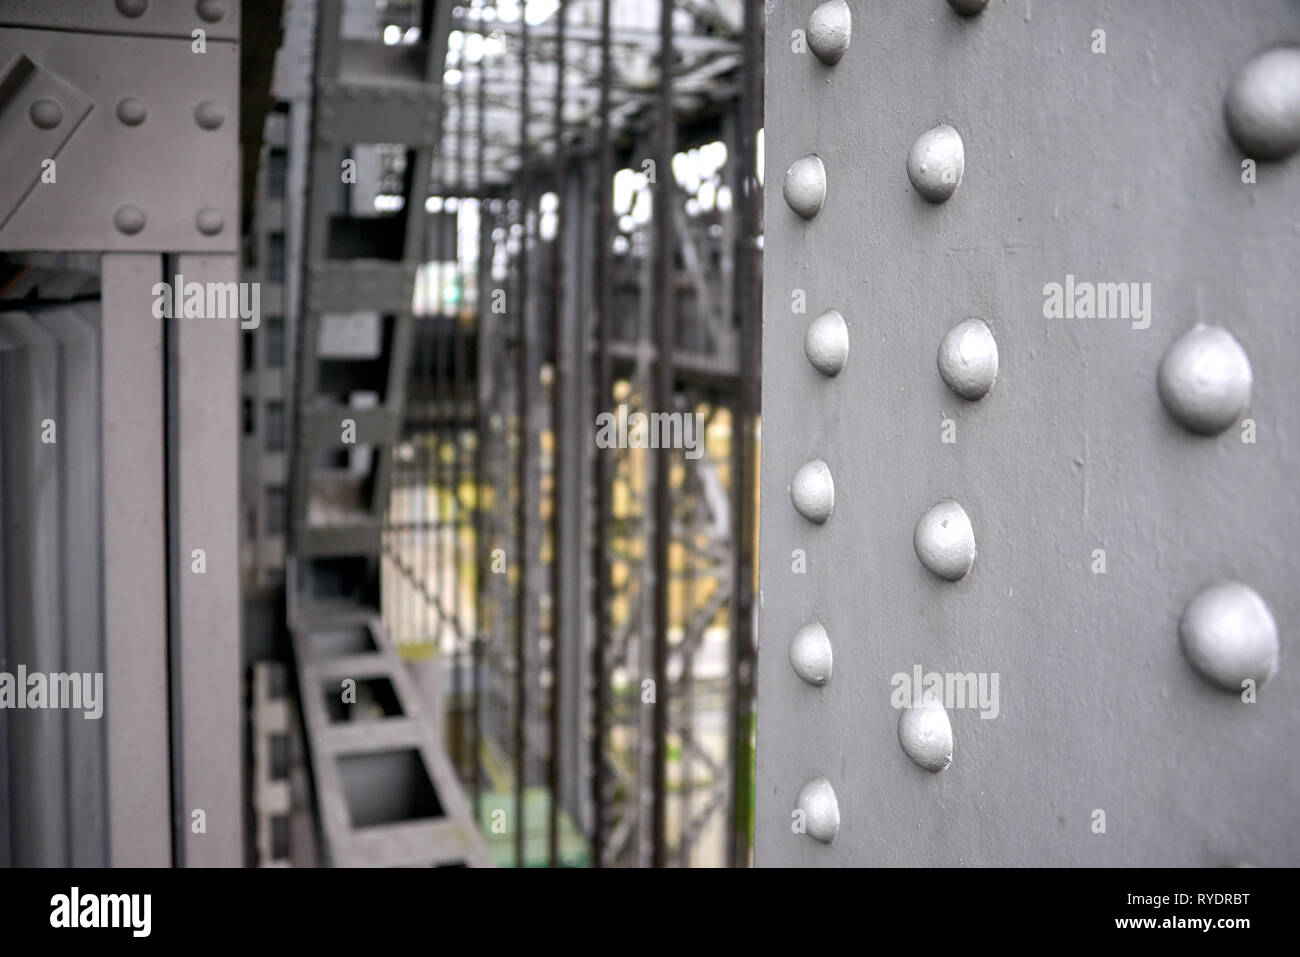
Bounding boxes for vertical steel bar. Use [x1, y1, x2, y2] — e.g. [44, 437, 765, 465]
[547, 0, 568, 870]
[589, 0, 614, 869]
[453, 37, 469, 783]
[100, 254, 171, 866]
[727, 0, 763, 869]
[471, 1, 491, 819]
[514, 0, 531, 869]
[650, 0, 676, 869]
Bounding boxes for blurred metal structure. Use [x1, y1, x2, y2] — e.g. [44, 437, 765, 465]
[757, 0, 1300, 866]
[284, 0, 488, 866]
[361, 0, 764, 867]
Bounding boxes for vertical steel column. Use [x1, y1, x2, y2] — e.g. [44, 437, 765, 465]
[471, 2, 490, 817]
[453, 28, 470, 784]
[168, 253, 242, 866]
[726, 0, 762, 870]
[513, 0, 532, 868]
[589, 0, 614, 869]
[650, 0, 676, 868]
[101, 254, 171, 866]
[547, 0, 568, 869]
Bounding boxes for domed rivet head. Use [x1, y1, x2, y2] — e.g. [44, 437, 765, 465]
[115, 0, 148, 17]
[29, 99, 62, 129]
[1224, 44, 1300, 161]
[937, 317, 998, 400]
[804, 309, 849, 377]
[791, 459, 834, 524]
[898, 696, 953, 772]
[789, 622, 833, 686]
[196, 0, 227, 23]
[116, 97, 147, 126]
[783, 155, 826, 220]
[1180, 582, 1279, 692]
[907, 123, 965, 203]
[795, 776, 839, 844]
[194, 101, 226, 130]
[914, 500, 975, 581]
[807, 0, 851, 66]
[113, 205, 146, 235]
[195, 207, 224, 236]
[947, 0, 990, 15]
[1157, 325, 1252, 435]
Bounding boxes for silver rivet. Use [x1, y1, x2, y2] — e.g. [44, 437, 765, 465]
[1224, 44, 1300, 161]
[791, 459, 834, 524]
[947, 0, 990, 15]
[1157, 325, 1252, 435]
[113, 205, 146, 235]
[795, 777, 839, 844]
[29, 99, 62, 129]
[807, 0, 851, 66]
[196, 207, 224, 235]
[907, 123, 964, 203]
[783, 155, 826, 220]
[196, 0, 226, 23]
[937, 317, 998, 400]
[194, 101, 226, 130]
[898, 696, 954, 772]
[914, 500, 975, 581]
[116, 97, 147, 126]
[116, 0, 148, 17]
[1180, 582, 1279, 692]
[804, 309, 849, 377]
[789, 622, 833, 686]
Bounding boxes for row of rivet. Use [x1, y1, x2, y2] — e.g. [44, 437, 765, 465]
[116, 0, 227, 21]
[788, 1, 1292, 844]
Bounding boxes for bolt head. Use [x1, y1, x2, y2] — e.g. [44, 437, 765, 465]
[907, 123, 965, 203]
[115, 0, 148, 17]
[1157, 325, 1252, 435]
[194, 100, 226, 130]
[29, 98, 62, 129]
[804, 309, 849, 377]
[196, 207, 225, 235]
[116, 97, 147, 126]
[808, 0, 851, 66]
[789, 622, 833, 686]
[791, 459, 834, 524]
[947, 0, 990, 15]
[898, 696, 954, 772]
[914, 500, 975, 581]
[1224, 44, 1300, 161]
[783, 155, 827, 220]
[795, 777, 839, 844]
[1180, 582, 1279, 692]
[196, 0, 227, 23]
[113, 204, 146, 235]
[937, 318, 998, 400]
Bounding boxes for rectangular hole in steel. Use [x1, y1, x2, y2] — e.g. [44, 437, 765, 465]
[323, 676, 403, 723]
[301, 625, 377, 661]
[269, 733, 289, 781]
[270, 815, 290, 860]
[337, 748, 444, 828]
